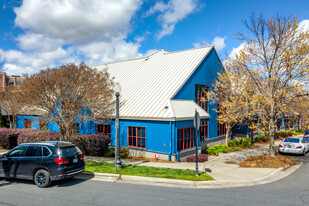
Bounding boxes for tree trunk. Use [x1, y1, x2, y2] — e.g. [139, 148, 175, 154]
[59, 125, 65, 141]
[225, 123, 230, 146]
[269, 116, 276, 157]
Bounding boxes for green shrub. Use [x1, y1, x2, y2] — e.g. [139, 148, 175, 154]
[290, 130, 298, 135]
[120, 147, 129, 158]
[275, 132, 282, 136]
[228, 140, 239, 147]
[242, 138, 250, 148]
[296, 128, 305, 133]
[238, 139, 243, 145]
[254, 136, 261, 142]
[105, 147, 129, 158]
[207, 144, 228, 156]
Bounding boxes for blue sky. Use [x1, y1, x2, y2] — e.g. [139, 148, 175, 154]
[0, 0, 308, 75]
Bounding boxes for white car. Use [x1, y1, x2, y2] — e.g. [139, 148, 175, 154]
[278, 138, 309, 155]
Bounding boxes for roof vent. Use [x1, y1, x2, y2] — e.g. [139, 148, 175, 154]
[164, 106, 168, 109]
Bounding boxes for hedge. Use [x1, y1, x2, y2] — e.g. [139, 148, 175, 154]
[0, 128, 19, 149]
[187, 154, 208, 162]
[0, 129, 111, 156]
[71, 134, 110, 156]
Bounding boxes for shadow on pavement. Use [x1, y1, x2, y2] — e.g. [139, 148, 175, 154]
[51, 173, 95, 188]
[0, 173, 95, 188]
[0, 178, 34, 187]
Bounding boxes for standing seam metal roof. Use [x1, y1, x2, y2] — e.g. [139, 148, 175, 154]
[93, 46, 213, 120]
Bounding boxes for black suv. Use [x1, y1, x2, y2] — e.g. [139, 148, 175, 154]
[0, 141, 85, 188]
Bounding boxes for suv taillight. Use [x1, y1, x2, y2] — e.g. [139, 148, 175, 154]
[79, 155, 84, 160]
[55, 158, 69, 165]
[296, 146, 302, 149]
[279, 144, 283, 147]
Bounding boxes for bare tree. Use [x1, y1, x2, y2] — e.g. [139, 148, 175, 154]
[19, 63, 115, 140]
[0, 87, 23, 128]
[224, 13, 309, 156]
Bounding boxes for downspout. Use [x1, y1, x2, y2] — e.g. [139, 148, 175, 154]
[169, 121, 172, 162]
[169, 118, 176, 162]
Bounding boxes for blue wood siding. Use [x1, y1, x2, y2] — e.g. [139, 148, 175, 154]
[115, 119, 172, 154]
[16, 115, 98, 134]
[173, 49, 223, 140]
[16, 115, 42, 130]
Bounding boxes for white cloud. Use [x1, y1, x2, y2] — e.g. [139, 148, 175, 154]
[212, 36, 226, 52]
[193, 36, 226, 52]
[193, 40, 208, 48]
[144, 49, 159, 56]
[0, 47, 70, 75]
[77, 38, 142, 66]
[14, 0, 142, 44]
[299, 19, 309, 32]
[1, 0, 143, 75]
[16, 33, 64, 51]
[147, 0, 198, 40]
[228, 42, 247, 59]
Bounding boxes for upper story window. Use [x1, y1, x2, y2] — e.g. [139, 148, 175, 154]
[9, 80, 14, 86]
[195, 84, 208, 112]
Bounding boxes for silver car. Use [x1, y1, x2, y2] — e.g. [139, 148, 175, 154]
[278, 138, 309, 155]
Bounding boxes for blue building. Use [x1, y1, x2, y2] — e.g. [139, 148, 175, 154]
[17, 46, 226, 161]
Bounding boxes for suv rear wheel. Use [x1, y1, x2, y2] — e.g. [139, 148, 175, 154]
[34, 169, 51, 188]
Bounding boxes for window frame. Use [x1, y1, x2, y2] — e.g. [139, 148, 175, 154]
[24, 119, 31, 129]
[200, 121, 208, 141]
[97, 124, 111, 137]
[127, 126, 146, 149]
[8, 80, 14, 86]
[177, 127, 196, 152]
[195, 84, 209, 112]
[218, 122, 226, 136]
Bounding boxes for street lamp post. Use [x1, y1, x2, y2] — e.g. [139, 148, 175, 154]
[113, 83, 123, 171]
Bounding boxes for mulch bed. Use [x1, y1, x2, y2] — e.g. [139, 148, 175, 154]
[127, 156, 177, 163]
[238, 154, 297, 168]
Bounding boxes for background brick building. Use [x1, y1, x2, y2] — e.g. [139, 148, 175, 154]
[0, 72, 25, 90]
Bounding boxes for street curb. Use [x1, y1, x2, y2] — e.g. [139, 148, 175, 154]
[79, 163, 302, 189]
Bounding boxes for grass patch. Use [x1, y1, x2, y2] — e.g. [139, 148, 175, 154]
[85, 161, 213, 181]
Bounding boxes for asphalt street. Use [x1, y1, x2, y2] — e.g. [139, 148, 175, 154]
[0, 154, 308, 206]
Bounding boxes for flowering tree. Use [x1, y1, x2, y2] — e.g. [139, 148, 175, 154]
[19, 63, 115, 141]
[224, 14, 309, 155]
[207, 70, 251, 145]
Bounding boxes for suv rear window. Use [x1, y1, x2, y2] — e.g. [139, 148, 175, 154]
[60, 146, 82, 157]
